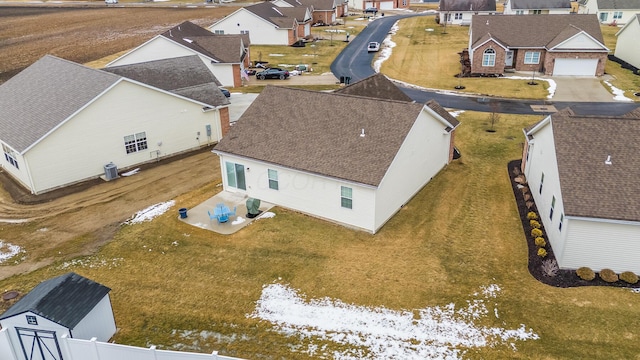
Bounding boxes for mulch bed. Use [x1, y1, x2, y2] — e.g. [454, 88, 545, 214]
[508, 159, 640, 289]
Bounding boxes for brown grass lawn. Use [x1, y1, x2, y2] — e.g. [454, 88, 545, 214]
[3, 111, 640, 359]
[600, 24, 640, 100]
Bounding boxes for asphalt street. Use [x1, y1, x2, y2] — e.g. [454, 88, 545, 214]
[330, 13, 640, 115]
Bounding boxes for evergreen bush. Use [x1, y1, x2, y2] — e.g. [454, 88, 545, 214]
[599, 269, 618, 283]
[620, 271, 639, 284]
[576, 267, 595, 281]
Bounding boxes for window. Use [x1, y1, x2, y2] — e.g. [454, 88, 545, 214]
[454, 13, 463, 20]
[532, 9, 542, 14]
[341, 186, 352, 209]
[26, 315, 38, 325]
[599, 12, 608, 22]
[614, 11, 622, 19]
[213, 30, 224, 34]
[524, 51, 540, 64]
[482, 48, 496, 67]
[268, 169, 278, 190]
[539, 172, 544, 194]
[240, 30, 250, 35]
[515, 10, 524, 14]
[559, 213, 564, 231]
[550, 196, 556, 220]
[124, 132, 147, 154]
[2, 144, 19, 169]
[225, 162, 246, 190]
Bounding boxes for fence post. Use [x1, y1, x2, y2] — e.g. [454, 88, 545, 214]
[211, 350, 219, 359]
[91, 337, 102, 360]
[150, 345, 159, 360]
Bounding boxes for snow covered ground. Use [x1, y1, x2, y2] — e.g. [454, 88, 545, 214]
[0, 241, 22, 264]
[249, 283, 538, 359]
[125, 200, 176, 225]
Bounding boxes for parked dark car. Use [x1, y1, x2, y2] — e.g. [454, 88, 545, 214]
[219, 87, 231, 97]
[364, 7, 378, 13]
[256, 68, 290, 80]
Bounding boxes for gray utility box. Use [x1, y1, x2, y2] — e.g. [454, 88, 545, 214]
[104, 163, 118, 181]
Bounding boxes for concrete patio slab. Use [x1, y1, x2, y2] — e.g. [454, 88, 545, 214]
[178, 191, 274, 235]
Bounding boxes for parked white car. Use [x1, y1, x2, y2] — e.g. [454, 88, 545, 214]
[367, 42, 380, 52]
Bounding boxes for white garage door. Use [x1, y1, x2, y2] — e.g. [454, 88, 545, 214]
[553, 58, 598, 76]
[380, 1, 394, 10]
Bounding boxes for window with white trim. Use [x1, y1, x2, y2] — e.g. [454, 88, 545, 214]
[599, 12, 608, 22]
[341, 186, 352, 209]
[213, 30, 224, 34]
[550, 196, 556, 220]
[613, 11, 622, 19]
[124, 132, 148, 154]
[532, 9, 542, 14]
[524, 51, 540, 64]
[539, 172, 544, 194]
[559, 213, 564, 231]
[2, 144, 19, 169]
[482, 48, 496, 67]
[454, 13, 463, 20]
[240, 30, 250, 35]
[515, 10, 524, 14]
[268, 169, 279, 190]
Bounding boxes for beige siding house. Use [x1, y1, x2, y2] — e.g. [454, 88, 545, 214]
[0, 55, 228, 195]
[468, 14, 609, 76]
[579, 0, 640, 24]
[615, 14, 640, 70]
[438, 0, 497, 25]
[503, 0, 572, 14]
[213, 83, 459, 234]
[522, 107, 640, 273]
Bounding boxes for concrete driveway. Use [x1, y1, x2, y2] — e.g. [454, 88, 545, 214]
[548, 75, 616, 102]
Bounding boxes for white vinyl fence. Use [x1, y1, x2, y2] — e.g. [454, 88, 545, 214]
[0, 328, 244, 360]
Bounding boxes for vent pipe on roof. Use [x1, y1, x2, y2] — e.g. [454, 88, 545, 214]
[360, 128, 366, 137]
[486, 20, 489, 25]
[605, 155, 612, 165]
[169, 30, 172, 37]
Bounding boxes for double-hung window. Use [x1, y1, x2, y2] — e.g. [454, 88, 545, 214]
[454, 13, 463, 20]
[613, 11, 622, 19]
[524, 51, 540, 64]
[2, 144, 19, 169]
[559, 213, 564, 231]
[550, 196, 556, 220]
[124, 132, 148, 154]
[341, 186, 352, 209]
[539, 172, 544, 194]
[213, 30, 224, 34]
[482, 49, 496, 67]
[268, 169, 279, 190]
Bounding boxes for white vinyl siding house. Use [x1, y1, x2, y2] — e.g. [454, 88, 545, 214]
[503, 0, 572, 15]
[579, 0, 640, 24]
[439, 0, 497, 25]
[0, 56, 226, 195]
[523, 108, 640, 273]
[208, 7, 293, 45]
[615, 14, 640, 69]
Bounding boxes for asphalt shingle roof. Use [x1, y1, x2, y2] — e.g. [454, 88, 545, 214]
[161, 21, 247, 63]
[245, 2, 297, 28]
[103, 55, 230, 107]
[214, 86, 430, 186]
[0, 272, 111, 329]
[0, 55, 120, 153]
[470, 14, 604, 49]
[440, 0, 496, 12]
[534, 107, 640, 222]
[596, 0, 640, 10]
[334, 73, 413, 102]
[510, 0, 571, 9]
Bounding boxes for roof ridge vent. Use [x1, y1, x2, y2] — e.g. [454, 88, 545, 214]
[605, 155, 612, 165]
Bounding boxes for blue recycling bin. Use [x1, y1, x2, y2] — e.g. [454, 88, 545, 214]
[179, 208, 188, 219]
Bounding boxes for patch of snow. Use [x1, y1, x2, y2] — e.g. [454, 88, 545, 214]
[249, 283, 538, 359]
[269, 54, 285, 57]
[232, 216, 246, 225]
[38, 227, 48, 232]
[58, 256, 123, 270]
[373, 22, 399, 73]
[125, 200, 176, 225]
[425, 28, 434, 32]
[0, 218, 30, 224]
[121, 168, 140, 177]
[448, 110, 465, 118]
[258, 212, 276, 219]
[502, 76, 556, 99]
[0, 241, 22, 264]
[603, 80, 633, 102]
[325, 29, 346, 33]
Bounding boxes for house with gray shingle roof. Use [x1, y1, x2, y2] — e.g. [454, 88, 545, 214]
[468, 14, 609, 76]
[579, 0, 640, 24]
[0, 272, 116, 357]
[209, 2, 308, 45]
[212, 85, 460, 234]
[438, 0, 497, 25]
[107, 21, 250, 87]
[503, 0, 572, 15]
[0, 55, 228, 195]
[614, 14, 640, 70]
[522, 107, 640, 273]
[277, 0, 346, 25]
[334, 72, 413, 102]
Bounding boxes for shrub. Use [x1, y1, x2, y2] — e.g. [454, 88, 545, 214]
[527, 212, 538, 220]
[530, 219, 541, 228]
[534, 237, 546, 247]
[541, 259, 558, 277]
[620, 271, 639, 284]
[576, 267, 596, 281]
[537, 248, 547, 257]
[531, 228, 543, 237]
[599, 269, 618, 283]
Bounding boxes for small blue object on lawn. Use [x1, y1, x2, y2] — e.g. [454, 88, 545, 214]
[179, 208, 188, 219]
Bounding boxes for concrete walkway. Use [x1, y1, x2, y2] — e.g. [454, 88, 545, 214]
[179, 191, 274, 235]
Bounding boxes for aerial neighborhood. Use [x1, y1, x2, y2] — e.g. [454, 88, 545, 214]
[0, 0, 639, 359]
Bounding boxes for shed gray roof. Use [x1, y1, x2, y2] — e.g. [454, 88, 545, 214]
[440, 0, 496, 12]
[596, 0, 640, 10]
[470, 14, 604, 49]
[103, 55, 230, 107]
[214, 86, 454, 187]
[529, 107, 640, 222]
[161, 21, 248, 63]
[509, 0, 571, 9]
[245, 2, 297, 28]
[0, 272, 111, 329]
[0, 55, 121, 153]
[334, 73, 413, 102]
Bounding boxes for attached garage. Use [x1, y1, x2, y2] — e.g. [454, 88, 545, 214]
[552, 58, 599, 76]
[380, 1, 394, 10]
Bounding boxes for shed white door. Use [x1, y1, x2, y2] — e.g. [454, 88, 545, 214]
[553, 58, 598, 76]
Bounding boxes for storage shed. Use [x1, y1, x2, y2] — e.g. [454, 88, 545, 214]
[0, 273, 116, 360]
